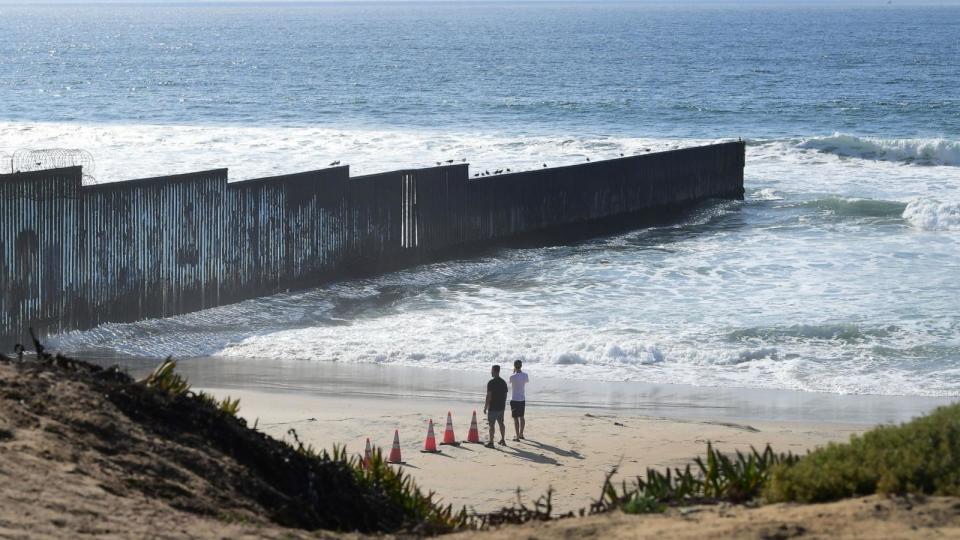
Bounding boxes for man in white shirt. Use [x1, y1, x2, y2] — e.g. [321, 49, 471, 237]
[508, 360, 529, 441]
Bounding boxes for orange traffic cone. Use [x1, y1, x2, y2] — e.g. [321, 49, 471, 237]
[421, 419, 441, 453]
[362, 438, 372, 469]
[466, 410, 481, 443]
[388, 430, 405, 464]
[440, 411, 460, 446]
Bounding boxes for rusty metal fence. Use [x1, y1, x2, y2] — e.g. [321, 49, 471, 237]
[0, 141, 744, 346]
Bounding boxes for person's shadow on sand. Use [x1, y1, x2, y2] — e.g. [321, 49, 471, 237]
[500, 445, 561, 466]
[522, 439, 584, 460]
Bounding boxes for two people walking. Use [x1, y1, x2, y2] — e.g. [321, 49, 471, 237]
[483, 360, 529, 448]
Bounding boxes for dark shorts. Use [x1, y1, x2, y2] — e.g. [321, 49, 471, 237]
[510, 400, 526, 418]
[487, 409, 504, 424]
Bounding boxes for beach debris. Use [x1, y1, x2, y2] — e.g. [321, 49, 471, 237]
[421, 420, 441, 454]
[614, 422, 625, 427]
[362, 437, 372, 468]
[388, 430, 405, 464]
[440, 411, 461, 446]
[466, 410, 482, 443]
[709, 421, 760, 433]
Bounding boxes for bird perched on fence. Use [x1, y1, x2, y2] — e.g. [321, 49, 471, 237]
[543, 163, 547, 168]
[474, 173, 479, 177]
[506, 168, 511, 172]
[620, 153, 624, 157]
[484, 170, 490, 176]
[586, 157, 590, 162]
[436, 161, 441, 166]
[461, 158, 467, 162]
[445, 159, 454, 164]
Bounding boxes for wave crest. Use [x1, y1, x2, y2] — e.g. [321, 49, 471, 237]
[727, 324, 899, 343]
[903, 198, 960, 231]
[797, 133, 960, 166]
[800, 197, 906, 219]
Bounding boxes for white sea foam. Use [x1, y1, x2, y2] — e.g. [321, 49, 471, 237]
[0, 121, 715, 182]
[751, 188, 784, 201]
[797, 133, 960, 166]
[49, 236, 960, 397]
[902, 198, 960, 231]
[16, 122, 960, 398]
[3, 122, 956, 208]
[210, 323, 959, 397]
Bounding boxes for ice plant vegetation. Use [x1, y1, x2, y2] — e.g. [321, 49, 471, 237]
[765, 402, 960, 503]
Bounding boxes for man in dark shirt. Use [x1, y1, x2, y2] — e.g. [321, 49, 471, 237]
[483, 364, 509, 448]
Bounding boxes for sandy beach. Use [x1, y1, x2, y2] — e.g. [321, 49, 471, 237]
[7, 353, 960, 539]
[209, 388, 859, 514]
[165, 357, 956, 515]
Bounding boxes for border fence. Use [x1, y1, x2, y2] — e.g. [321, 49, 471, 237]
[0, 141, 744, 346]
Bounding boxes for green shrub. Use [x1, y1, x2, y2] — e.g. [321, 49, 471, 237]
[621, 493, 664, 514]
[141, 359, 242, 417]
[765, 402, 960, 503]
[596, 443, 797, 514]
[216, 395, 241, 416]
[325, 443, 469, 533]
[141, 358, 191, 396]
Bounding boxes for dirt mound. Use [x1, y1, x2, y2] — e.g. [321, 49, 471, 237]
[0, 352, 406, 538]
[454, 495, 960, 539]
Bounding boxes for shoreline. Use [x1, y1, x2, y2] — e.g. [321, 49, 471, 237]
[109, 355, 955, 514]
[147, 356, 955, 426]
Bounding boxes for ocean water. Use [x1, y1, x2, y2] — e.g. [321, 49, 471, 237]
[3, 2, 959, 396]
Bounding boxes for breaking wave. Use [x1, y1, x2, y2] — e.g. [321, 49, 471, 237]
[789, 196, 960, 231]
[902, 198, 960, 231]
[797, 133, 960, 166]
